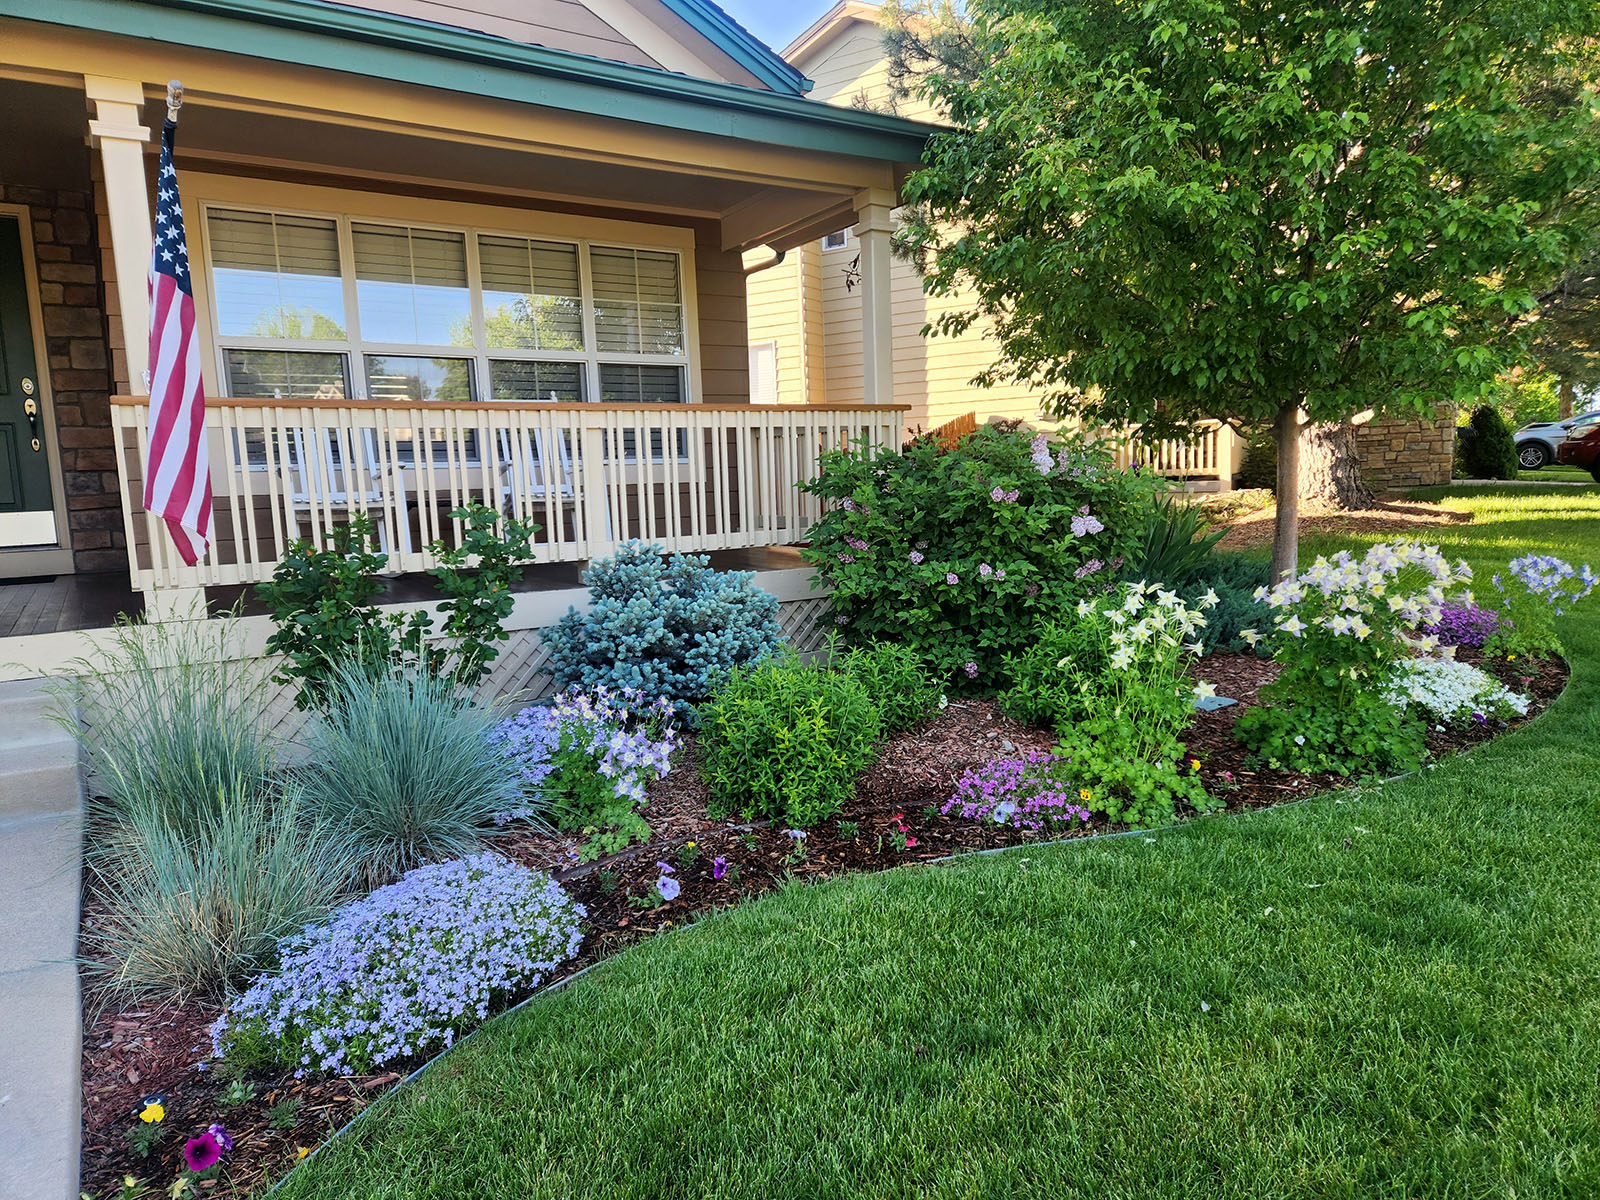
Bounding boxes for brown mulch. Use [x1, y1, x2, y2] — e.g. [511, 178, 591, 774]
[1216, 499, 1473, 551]
[77, 647, 1569, 1199]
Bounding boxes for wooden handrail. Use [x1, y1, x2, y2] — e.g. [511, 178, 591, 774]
[111, 396, 913, 414]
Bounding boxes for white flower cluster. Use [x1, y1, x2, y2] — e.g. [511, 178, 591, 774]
[1243, 542, 1473, 646]
[1077, 580, 1219, 672]
[1386, 657, 1530, 724]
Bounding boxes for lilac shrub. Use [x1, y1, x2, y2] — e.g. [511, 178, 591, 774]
[943, 751, 1093, 831]
[1420, 602, 1502, 649]
[214, 853, 584, 1076]
[491, 686, 678, 857]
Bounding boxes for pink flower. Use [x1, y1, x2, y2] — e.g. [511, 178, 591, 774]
[909, 550, 924, 565]
[964, 661, 979, 679]
[946, 572, 959, 585]
[183, 1132, 224, 1172]
[905, 836, 918, 848]
[979, 563, 993, 578]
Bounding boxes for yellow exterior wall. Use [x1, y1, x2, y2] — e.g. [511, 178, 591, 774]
[745, 13, 1048, 432]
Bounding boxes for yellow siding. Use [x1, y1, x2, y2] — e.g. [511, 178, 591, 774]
[747, 14, 1047, 431]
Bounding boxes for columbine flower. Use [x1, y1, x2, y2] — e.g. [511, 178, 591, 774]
[183, 1132, 224, 1172]
[1193, 681, 1217, 701]
[1199, 588, 1220, 608]
[938, 694, 949, 709]
[1293, 735, 1306, 746]
[712, 856, 727, 880]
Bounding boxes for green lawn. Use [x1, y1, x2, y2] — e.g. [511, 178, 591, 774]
[1513, 463, 1596, 485]
[279, 487, 1600, 1200]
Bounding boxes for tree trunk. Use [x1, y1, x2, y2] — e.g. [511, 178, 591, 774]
[1270, 402, 1302, 582]
[1299, 418, 1375, 511]
[1559, 377, 1576, 420]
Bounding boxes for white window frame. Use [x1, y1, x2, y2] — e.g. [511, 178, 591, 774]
[197, 200, 695, 410]
[821, 229, 849, 251]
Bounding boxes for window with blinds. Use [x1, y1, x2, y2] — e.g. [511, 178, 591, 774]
[203, 207, 693, 422]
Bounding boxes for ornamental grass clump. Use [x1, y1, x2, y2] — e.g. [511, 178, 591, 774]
[298, 659, 524, 883]
[1236, 541, 1473, 775]
[215, 853, 584, 1077]
[1386, 657, 1530, 727]
[543, 541, 782, 721]
[490, 686, 678, 859]
[84, 780, 354, 1000]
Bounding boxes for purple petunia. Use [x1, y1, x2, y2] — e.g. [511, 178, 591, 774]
[657, 875, 681, 902]
[712, 856, 728, 880]
[207, 1124, 233, 1153]
[183, 1132, 223, 1172]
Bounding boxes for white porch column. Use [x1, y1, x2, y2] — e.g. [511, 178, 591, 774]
[853, 189, 896, 408]
[85, 75, 153, 396]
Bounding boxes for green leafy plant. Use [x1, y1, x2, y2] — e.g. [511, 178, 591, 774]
[122, 1122, 164, 1160]
[1236, 543, 1472, 774]
[802, 424, 1158, 688]
[258, 504, 534, 709]
[298, 659, 522, 882]
[1456, 404, 1520, 481]
[267, 1097, 304, 1130]
[217, 1078, 256, 1109]
[83, 780, 354, 1000]
[1057, 720, 1213, 829]
[834, 639, 940, 732]
[427, 503, 538, 689]
[1120, 493, 1227, 590]
[698, 652, 881, 828]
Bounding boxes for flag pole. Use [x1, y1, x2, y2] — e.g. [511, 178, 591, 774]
[166, 79, 183, 123]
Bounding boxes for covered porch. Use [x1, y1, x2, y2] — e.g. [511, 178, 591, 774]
[0, 0, 926, 612]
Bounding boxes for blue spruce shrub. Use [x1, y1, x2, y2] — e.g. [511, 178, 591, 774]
[544, 541, 782, 720]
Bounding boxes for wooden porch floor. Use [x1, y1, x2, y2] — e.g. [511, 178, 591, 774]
[0, 546, 810, 639]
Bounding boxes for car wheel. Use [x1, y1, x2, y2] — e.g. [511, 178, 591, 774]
[1518, 442, 1550, 470]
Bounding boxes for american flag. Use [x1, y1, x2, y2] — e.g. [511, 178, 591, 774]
[144, 115, 211, 565]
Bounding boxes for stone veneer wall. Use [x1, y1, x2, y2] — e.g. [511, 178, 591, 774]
[1353, 403, 1457, 497]
[1, 182, 125, 572]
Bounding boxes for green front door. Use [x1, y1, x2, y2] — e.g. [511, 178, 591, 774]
[0, 213, 58, 549]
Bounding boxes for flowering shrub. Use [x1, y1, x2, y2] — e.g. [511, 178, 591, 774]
[1486, 554, 1597, 657]
[801, 425, 1158, 687]
[1386, 657, 1530, 726]
[999, 582, 1218, 826]
[216, 854, 584, 1077]
[544, 541, 782, 721]
[1236, 542, 1473, 775]
[490, 686, 677, 859]
[1421, 602, 1502, 649]
[943, 751, 1093, 830]
[698, 651, 881, 827]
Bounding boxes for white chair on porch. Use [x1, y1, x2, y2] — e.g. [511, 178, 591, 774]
[284, 424, 413, 556]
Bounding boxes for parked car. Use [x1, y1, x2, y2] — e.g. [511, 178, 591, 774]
[1514, 413, 1600, 469]
[1556, 419, 1600, 481]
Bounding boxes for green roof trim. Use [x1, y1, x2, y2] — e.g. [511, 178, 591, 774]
[658, 0, 814, 96]
[9, 0, 932, 161]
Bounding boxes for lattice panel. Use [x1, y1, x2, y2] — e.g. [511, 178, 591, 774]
[474, 629, 557, 709]
[778, 596, 835, 655]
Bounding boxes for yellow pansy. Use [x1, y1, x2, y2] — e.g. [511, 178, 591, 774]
[139, 1101, 164, 1124]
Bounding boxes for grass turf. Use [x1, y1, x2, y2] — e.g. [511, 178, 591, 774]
[277, 487, 1600, 1200]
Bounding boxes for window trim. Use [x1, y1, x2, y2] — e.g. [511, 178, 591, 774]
[821, 229, 849, 251]
[190, 182, 699, 411]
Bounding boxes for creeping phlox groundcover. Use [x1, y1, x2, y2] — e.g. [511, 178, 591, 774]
[214, 854, 585, 1077]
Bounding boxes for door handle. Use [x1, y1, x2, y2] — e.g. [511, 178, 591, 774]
[22, 388, 41, 452]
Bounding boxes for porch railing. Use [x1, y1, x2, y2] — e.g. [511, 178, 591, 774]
[110, 398, 906, 594]
[1112, 420, 1237, 479]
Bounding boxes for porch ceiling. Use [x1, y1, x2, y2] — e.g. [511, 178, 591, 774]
[2, 15, 910, 253]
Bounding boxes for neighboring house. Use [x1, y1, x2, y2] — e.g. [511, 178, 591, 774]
[745, 0, 1048, 438]
[0, 0, 933, 621]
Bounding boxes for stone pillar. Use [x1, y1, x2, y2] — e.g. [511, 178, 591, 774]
[853, 189, 896, 408]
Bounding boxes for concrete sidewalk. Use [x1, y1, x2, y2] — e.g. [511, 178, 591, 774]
[0, 678, 84, 1200]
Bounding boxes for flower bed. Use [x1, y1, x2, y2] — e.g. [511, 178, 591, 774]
[77, 644, 1568, 1199]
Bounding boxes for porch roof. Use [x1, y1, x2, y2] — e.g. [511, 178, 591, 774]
[6, 0, 933, 164]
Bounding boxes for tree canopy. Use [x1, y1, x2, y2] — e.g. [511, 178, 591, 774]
[900, 0, 1600, 574]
